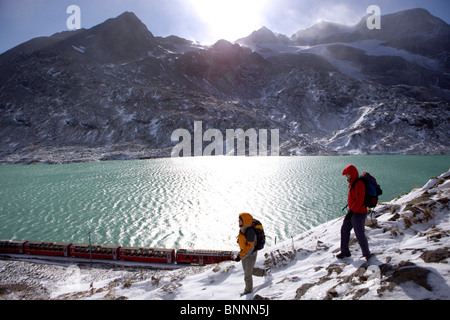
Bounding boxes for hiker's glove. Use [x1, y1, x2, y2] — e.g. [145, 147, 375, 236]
[235, 256, 241, 262]
[345, 210, 354, 220]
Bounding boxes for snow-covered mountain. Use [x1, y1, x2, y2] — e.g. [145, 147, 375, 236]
[1, 170, 449, 300]
[237, 8, 450, 98]
[0, 9, 449, 164]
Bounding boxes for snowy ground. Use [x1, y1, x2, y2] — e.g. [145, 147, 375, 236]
[1, 170, 449, 302]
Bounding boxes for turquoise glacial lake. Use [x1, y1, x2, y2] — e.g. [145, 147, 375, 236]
[0, 155, 448, 251]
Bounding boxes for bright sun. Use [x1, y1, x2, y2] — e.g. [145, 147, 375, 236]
[188, 0, 269, 43]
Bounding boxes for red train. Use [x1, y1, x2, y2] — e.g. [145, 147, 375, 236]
[0, 240, 234, 265]
[176, 249, 234, 264]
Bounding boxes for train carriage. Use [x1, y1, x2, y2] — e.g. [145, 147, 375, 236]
[0, 240, 27, 254]
[24, 241, 72, 257]
[119, 247, 175, 264]
[1, 239, 236, 267]
[175, 249, 234, 265]
[69, 244, 120, 260]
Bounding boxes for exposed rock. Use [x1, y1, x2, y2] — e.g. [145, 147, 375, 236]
[386, 265, 432, 291]
[420, 248, 450, 263]
[294, 283, 314, 300]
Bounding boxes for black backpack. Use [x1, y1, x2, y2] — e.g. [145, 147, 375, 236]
[352, 172, 383, 208]
[245, 219, 266, 251]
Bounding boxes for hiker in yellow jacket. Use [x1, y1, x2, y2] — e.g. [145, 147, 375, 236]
[235, 212, 266, 294]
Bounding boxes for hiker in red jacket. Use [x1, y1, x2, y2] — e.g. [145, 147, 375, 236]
[337, 165, 372, 260]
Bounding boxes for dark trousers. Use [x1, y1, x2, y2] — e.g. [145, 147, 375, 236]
[340, 212, 371, 257]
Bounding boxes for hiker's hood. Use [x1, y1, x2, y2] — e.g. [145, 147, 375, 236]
[239, 212, 253, 228]
[342, 165, 359, 183]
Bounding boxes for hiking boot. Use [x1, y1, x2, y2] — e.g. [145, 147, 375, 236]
[240, 289, 252, 296]
[336, 252, 351, 259]
[364, 253, 375, 262]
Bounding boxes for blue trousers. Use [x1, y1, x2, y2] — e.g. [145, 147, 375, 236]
[340, 212, 371, 257]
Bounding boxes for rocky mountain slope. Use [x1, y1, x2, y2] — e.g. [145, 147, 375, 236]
[0, 9, 449, 164]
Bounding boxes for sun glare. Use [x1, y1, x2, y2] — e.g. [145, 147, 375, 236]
[188, 0, 269, 43]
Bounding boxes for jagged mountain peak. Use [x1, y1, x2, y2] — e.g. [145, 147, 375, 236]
[77, 11, 162, 63]
[290, 20, 353, 45]
[113, 11, 140, 21]
[47, 11, 152, 44]
[252, 26, 276, 37]
[1, 11, 162, 64]
[98, 11, 149, 33]
[235, 26, 291, 46]
[212, 39, 237, 50]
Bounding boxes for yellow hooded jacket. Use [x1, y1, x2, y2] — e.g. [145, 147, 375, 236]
[237, 212, 256, 259]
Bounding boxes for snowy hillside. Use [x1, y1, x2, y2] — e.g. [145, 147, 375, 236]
[1, 170, 449, 302]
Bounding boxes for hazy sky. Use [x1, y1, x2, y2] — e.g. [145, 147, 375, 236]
[1, 0, 449, 53]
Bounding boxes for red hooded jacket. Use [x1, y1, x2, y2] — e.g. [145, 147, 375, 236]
[342, 165, 367, 214]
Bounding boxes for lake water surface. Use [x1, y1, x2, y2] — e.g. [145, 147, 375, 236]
[0, 155, 448, 251]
